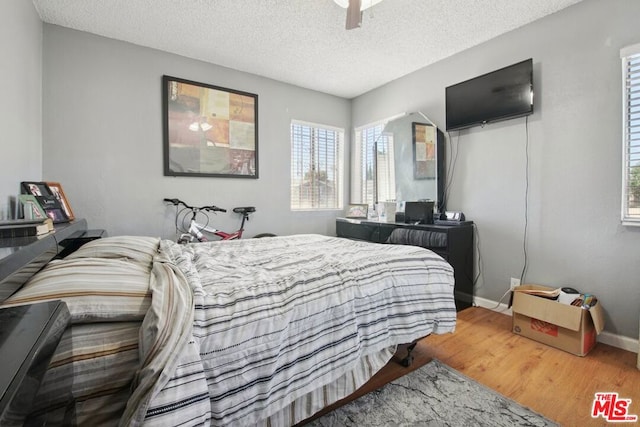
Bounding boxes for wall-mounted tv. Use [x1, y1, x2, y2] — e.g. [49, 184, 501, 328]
[445, 58, 533, 131]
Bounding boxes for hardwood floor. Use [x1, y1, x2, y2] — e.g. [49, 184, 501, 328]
[300, 307, 640, 426]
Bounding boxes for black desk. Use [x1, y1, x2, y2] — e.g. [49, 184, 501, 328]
[0, 220, 88, 302]
[0, 301, 70, 426]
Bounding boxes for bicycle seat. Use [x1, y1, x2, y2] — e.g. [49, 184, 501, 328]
[233, 206, 256, 214]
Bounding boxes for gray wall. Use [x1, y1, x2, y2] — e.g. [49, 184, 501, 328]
[353, 0, 640, 339]
[41, 26, 351, 239]
[2, 0, 637, 340]
[0, 0, 42, 217]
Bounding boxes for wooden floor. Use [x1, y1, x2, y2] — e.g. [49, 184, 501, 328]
[300, 307, 640, 426]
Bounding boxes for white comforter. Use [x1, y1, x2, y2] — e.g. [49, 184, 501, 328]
[121, 234, 456, 426]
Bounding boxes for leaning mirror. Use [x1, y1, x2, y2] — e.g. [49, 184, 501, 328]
[372, 112, 445, 214]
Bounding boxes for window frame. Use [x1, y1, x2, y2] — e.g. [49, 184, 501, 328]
[290, 120, 344, 211]
[621, 43, 640, 226]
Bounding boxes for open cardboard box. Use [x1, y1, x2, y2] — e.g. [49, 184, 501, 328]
[512, 284, 605, 356]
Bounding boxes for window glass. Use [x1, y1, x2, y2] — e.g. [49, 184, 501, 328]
[291, 121, 344, 210]
[621, 43, 640, 225]
[352, 122, 396, 206]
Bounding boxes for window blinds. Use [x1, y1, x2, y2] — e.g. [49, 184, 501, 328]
[621, 44, 640, 224]
[290, 121, 343, 210]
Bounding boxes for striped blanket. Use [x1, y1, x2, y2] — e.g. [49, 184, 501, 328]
[3, 234, 456, 426]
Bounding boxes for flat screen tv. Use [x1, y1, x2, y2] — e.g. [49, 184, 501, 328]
[445, 59, 533, 131]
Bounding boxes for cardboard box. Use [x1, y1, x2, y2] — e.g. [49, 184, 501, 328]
[511, 284, 605, 356]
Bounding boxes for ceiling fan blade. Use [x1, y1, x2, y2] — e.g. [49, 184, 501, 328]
[345, 0, 362, 29]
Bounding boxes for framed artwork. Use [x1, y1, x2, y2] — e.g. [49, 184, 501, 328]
[163, 75, 259, 178]
[18, 195, 47, 221]
[22, 182, 51, 197]
[47, 182, 75, 221]
[20, 181, 69, 223]
[412, 122, 437, 180]
[346, 204, 368, 219]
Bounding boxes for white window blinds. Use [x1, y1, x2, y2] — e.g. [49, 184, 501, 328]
[621, 43, 640, 225]
[290, 121, 344, 210]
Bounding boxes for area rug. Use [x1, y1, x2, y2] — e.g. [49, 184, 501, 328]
[307, 359, 557, 426]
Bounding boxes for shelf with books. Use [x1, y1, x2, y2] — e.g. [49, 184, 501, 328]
[0, 219, 54, 239]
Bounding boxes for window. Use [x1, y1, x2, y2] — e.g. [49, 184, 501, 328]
[621, 43, 640, 225]
[351, 121, 396, 206]
[290, 121, 344, 210]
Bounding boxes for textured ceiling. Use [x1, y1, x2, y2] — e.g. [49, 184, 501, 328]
[32, 0, 584, 99]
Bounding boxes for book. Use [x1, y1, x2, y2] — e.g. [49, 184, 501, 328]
[513, 286, 561, 299]
[0, 218, 53, 238]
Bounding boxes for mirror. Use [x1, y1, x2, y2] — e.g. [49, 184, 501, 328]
[373, 111, 445, 214]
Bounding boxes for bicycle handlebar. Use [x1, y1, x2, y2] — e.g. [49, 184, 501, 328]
[163, 198, 227, 213]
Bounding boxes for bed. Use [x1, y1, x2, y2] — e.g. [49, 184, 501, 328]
[0, 232, 456, 426]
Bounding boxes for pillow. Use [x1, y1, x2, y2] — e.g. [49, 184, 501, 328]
[1, 258, 151, 323]
[386, 228, 448, 248]
[65, 236, 160, 266]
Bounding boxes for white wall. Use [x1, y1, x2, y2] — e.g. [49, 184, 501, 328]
[353, 0, 640, 339]
[42, 26, 351, 239]
[0, 0, 42, 217]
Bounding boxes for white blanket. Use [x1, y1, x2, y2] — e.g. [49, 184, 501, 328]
[123, 234, 457, 426]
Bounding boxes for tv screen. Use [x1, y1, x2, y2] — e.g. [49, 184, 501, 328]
[404, 201, 434, 225]
[446, 59, 533, 131]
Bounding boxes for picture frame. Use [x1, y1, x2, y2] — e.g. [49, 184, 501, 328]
[412, 122, 437, 180]
[46, 182, 75, 221]
[163, 75, 259, 178]
[21, 181, 53, 197]
[20, 181, 69, 223]
[18, 195, 47, 221]
[346, 204, 369, 219]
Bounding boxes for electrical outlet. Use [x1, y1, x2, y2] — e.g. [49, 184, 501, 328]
[510, 277, 521, 290]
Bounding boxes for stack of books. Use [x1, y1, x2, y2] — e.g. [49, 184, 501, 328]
[0, 218, 54, 239]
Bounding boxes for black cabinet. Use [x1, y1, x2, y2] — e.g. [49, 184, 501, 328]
[0, 301, 70, 426]
[336, 217, 474, 311]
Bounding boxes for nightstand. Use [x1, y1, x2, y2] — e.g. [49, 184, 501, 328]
[0, 301, 70, 426]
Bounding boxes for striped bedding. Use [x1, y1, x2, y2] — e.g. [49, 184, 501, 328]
[2, 234, 456, 426]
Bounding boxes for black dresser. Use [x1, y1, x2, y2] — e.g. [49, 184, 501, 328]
[0, 219, 102, 425]
[336, 217, 474, 310]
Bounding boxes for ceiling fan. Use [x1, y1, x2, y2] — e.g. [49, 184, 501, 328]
[334, 0, 384, 30]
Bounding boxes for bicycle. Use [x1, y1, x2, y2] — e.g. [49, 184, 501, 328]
[163, 198, 274, 244]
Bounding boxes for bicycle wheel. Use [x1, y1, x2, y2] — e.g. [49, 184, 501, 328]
[253, 233, 276, 238]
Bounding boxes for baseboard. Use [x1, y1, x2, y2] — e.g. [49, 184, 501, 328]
[598, 331, 639, 353]
[472, 296, 639, 354]
[473, 295, 512, 316]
